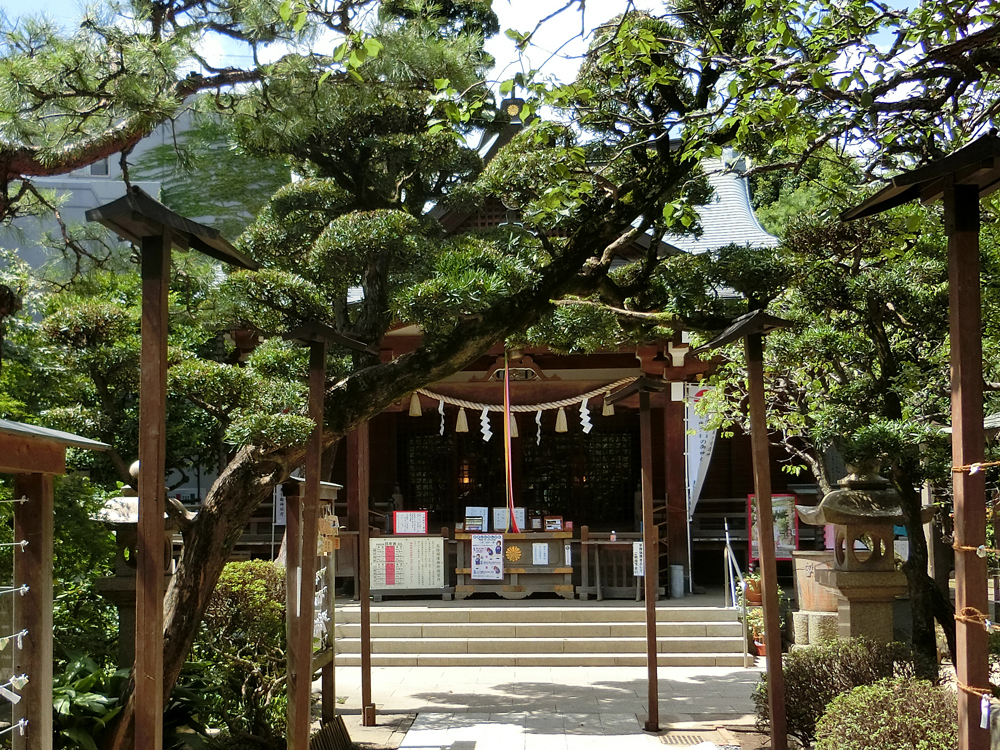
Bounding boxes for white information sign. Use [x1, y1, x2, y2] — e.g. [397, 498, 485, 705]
[273, 486, 286, 525]
[471, 534, 504, 580]
[492, 507, 526, 532]
[532, 542, 549, 566]
[370, 537, 445, 589]
[564, 543, 572, 566]
[393, 511, 428, 535]
[633, 541, 644, 577]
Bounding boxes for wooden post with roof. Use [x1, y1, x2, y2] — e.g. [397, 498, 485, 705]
[694, 309, 791, 750]
[605, 376, 666, 732]
[0, 419, 108, 750]
[843, 134, 1000, 750]
[87, 186, 258, 748]
[281, 321, 373, 750]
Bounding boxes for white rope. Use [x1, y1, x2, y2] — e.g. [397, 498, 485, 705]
[417, 377, 638, 413]
[0, 585, 28, 597]
[0, 497, 28, 505]
[0, 541, 28, 549]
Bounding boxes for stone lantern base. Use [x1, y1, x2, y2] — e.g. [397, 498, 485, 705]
[816, 568, 908, 643]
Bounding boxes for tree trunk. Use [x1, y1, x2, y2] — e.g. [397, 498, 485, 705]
[892, 462, 956, 679]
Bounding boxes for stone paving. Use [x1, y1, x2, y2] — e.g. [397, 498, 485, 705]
[333, 664, 762, 749]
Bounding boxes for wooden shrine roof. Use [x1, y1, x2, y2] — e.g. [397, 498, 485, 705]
[86, 186, 258, 270]
[843, 133, 1000, 220]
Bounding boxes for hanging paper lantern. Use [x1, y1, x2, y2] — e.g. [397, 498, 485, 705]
[408, 392, 422, 417]
[555, 407, 568, 433]
[509, 413, 518, 438]
[456, 407, 469, 432]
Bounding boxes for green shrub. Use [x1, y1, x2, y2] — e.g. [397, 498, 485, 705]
[815, 677, 956, 750]
[753, 637, 914, 745]
[189, 559, 287, 749]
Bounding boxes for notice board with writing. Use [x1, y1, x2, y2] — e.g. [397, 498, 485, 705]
[370, 536, 445, 590]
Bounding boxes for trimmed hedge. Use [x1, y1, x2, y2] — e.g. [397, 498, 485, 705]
[753, 637, 913, 745]
[815, 677, 956, 750]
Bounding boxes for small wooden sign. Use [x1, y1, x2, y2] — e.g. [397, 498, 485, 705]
[543, 515, 563, 531]
[323, 537, 341, 553]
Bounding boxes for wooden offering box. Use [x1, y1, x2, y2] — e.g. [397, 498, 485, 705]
[454, 531, 574, 600]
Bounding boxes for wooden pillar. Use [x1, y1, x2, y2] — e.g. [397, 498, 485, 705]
[348, 424, 375, 725]
[663, 399, 688, 575]
[321, 553, 337, 724]
[288, 341, 327, 749]
[13, 473, 53, 750]
[946, 182, 989, 750]
[745, 333, 787, 750]
[136, 232, 170, 750]
[640, 391, 659, 732]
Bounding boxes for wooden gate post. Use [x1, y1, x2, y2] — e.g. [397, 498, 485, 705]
[12, 473, 53, 750]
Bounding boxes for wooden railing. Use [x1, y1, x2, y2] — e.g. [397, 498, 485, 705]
[577, 526, 664, 600]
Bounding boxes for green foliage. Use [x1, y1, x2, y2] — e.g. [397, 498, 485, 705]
[814, 677, 957, 750]
[753, 637, 914, 745]
[52, 654, 128, 750]
[189, 560, 287, 747]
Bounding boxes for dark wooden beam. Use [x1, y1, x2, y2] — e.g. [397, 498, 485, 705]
[946, 182, 989, 750]
[296, 341, 328, 748]
[285, 477, 304, 748]
[348, 424, 375, 726]
[135, 232, 170, 749]
[13, 473, 53, 750]
[640, 389, 659, 732]
[663, 400, 688, 574]
[746, 333, 787, 750]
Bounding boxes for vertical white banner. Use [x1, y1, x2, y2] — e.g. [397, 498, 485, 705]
[685, 384, 717, 519]
[273, 485, 286, 525]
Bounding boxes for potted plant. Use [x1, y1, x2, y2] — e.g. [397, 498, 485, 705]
[744, 606, 767, 655]
[742, 572, 763, 606]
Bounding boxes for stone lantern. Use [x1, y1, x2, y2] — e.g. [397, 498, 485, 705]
[93, 486, 175, 669]
[796, 464, 931, 643]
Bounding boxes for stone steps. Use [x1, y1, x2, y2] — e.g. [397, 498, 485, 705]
[332, 603, 748, 667]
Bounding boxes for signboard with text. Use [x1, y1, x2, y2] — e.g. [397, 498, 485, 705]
[370, 537, 445, 589]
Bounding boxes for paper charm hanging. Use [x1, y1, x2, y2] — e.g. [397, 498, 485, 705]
[536, 408, 543, 445]
[579, 397, 592, 434]
[438, 399, 445, 436]
[982, 694, 992, 730]
[9, 675, 27, 691]
[0, 685, 19, 705]
[480, 406, 493, 442]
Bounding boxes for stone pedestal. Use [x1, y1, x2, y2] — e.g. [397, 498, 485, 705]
[817, 568, 908, 643]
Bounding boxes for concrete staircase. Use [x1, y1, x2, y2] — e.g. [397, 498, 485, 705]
[334, 603, 748, 667]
